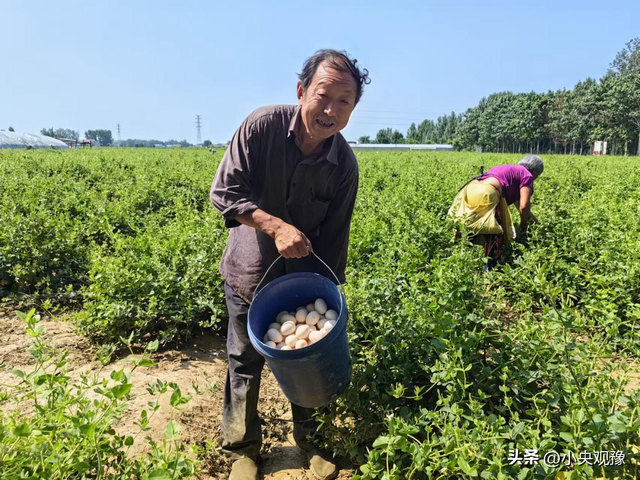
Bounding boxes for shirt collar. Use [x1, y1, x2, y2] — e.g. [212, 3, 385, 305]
[288, 105, 339, 165]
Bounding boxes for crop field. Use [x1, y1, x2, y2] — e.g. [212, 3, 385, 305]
[0, 148, 639, 479]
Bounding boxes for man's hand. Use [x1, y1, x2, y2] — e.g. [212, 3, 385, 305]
[235, 209, 313, 259]
[275, 222, 313, 258]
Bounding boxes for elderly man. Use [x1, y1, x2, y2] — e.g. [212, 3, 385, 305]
[210, 49, 369, 480]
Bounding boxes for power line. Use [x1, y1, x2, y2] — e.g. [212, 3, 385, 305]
[356, 109, 446, 115]
[352, 116, 424, 121]
[350, 121, 414, 126]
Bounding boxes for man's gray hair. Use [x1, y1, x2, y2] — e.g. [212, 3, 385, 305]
[298, 49, 370, 105]
[518, 155, 544, 177]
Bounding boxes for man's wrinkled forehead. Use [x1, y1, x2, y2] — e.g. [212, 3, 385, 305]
[311, 64, 357, 91]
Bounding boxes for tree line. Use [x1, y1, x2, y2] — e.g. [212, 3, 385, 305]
[363, 38, 640, 155]
[38, 128, 198, 148]
[40, 128, 113, 146]
[117, 138, 193, 148]
[358, 112, 461, 145]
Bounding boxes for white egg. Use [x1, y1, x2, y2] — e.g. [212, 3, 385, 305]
[276, 341, 285, 349]
[268, 322, 281, 331]
[325, 309, 338, 320]
[308, 330, 324, 344]
[317, 318, 327, 330]
[265, 340, 277, 348]
[276, 311, 289, 322]
[323, 320, 336, 332]
[308, 325, 318, 331]
[295, 309, 308, 323]
[263, 333, 270, 343]
[306, 303, 315, 312]
[296, 324, 310, 339]
[280, 314, 296, 325]
[285, 335, 297, 347]
[281, 345, 292, 350]
[314, 298, 328, 315]
[295, 339, 308, 349]
[280, 321, 296, 336]
[306, 311, 320, 326]
[267, 328, 283, 343]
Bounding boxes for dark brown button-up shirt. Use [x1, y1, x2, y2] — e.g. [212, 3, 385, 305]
[210, 105, 359, 303]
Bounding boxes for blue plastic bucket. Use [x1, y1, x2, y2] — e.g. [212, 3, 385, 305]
[248, 271, 351, 408]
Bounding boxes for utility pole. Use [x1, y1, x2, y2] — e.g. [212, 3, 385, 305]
[195, 115, 202, 145]
[117, 123, 121, 147]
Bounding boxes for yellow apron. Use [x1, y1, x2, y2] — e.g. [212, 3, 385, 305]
[448, 180, 516, 240]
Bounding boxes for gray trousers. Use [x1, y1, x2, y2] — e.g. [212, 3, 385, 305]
[221, 281, 319, 460]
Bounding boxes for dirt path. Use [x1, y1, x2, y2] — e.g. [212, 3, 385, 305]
[0, 309, 355, 479]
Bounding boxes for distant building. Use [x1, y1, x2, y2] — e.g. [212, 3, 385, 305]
[351, 143, 454, 152]
[56, 137, 80, 148]
[79, 138, 99, 148]
[593, 141, 608, 156]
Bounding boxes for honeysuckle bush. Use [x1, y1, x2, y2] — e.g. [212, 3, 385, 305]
[491, 158, 640, 354]
[76, 207, 228, 359]
[0, 149, 228, 356]
[0, 309, 198, 479]
[1, 148, 639, 477]
[315, 153, 640, 478]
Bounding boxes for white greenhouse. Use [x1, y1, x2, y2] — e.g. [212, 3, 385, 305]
[0, 131, 69, 150]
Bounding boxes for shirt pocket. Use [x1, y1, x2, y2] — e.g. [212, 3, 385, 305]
[287, 186, 331, 237]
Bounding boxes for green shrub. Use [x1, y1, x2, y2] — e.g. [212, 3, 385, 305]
[77, 209, 227, 354]
[0, 309, 199, 479]
[2, 149, 640, 478]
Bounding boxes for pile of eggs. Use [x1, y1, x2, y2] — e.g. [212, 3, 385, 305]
[263, 297, 338, 350]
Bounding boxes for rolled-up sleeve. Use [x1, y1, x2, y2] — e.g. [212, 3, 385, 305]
[210, 117, 260, 228]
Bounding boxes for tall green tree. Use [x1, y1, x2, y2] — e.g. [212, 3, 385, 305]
[607, 38, 640, 155]
[375, 128, 393, 144]
[417, 119, 437, 143]
[454, 106, 481, 151]
[41, 128, 79, 140]
[606, 73, 640, 155]
[442, 112, 458, 142]
[85, 129, 113, 146]
[406, 124, 419, 144]
[569, 79, 601, 154]
[358, 135, 371, 144]
[608, 37, 640, 75]
[390, 130, 405, 144]
[8, 126, 14, 132]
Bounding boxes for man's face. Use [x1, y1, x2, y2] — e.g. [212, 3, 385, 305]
[297, 62, 357, 144]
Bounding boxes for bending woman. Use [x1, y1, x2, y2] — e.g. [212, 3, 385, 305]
[449, 154, 544, 270]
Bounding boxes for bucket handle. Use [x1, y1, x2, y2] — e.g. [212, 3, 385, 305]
[252, 252, 344, 318]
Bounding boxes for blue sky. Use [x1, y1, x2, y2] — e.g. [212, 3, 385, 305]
[2, 0, 638, 144]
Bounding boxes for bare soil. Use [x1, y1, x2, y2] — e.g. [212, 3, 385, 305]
[0, 309, 355, 479]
